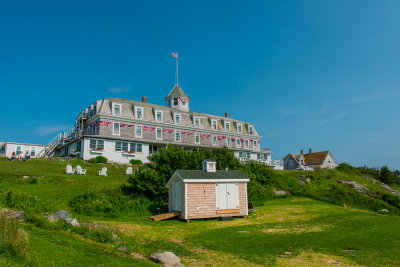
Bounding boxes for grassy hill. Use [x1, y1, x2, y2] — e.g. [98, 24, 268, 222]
[1, 158, 400, 266]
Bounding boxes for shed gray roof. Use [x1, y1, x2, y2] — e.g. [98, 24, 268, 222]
[176, 170, 249, 179]
[165, 85, 191, 100]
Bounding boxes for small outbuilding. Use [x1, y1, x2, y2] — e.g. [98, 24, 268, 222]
[166, 159, 250, 220]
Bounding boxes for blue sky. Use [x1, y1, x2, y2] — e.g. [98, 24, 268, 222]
[1, 0, 400, 169]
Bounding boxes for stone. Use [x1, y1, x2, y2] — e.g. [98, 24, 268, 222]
[46, 215, 56, 222]
[116, 246, 127, 253]
[381, 184, 400, 196]
[151, 251, 181, 266]
[112, 233, 122, 242]
[2, 210, 25, 220]
[23, 176, 30, 179]
[299, 181, 305, 185]
[132, 252, 146, 259]
[273, 188, 287, 196]
[65, 218, 72, 224]
[305, 178, 311, 183]
[70, 218, 79, 226]
[337, 180, 368, 194]
[54, 210, 69, 220]
[381, 209, 389, 213]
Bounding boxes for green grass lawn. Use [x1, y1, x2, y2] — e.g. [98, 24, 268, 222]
[1, 158, 400, 266]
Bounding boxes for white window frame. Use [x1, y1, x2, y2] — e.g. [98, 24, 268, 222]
[135, 107, 144, 120]
[212, 120, 217, 130]
[156, 127, 162, 140]
[15, 145, 22, 155]
[175, 130, 181, 142]
[213, 135, 217, 146]
[245, 139, 249, 149]
[175, 113, 181, 124]
[225, 122, 230, 131]
[195, 133, 200, 144]
[113, 122, 120, 136]
[136, 125, 142, 138]
[156, 110, 163, 122]
[253, 140, 257, 148]
[194, 117, 200, 127]
[227, 137, 231, 147]
[89, 139, 104, 150]
[236, 138, 241, 148]
[249, 126, 254, 135]
[30, 146, 36, 157]
[237, 124, 242, 133]
[112, 103, 122, 116]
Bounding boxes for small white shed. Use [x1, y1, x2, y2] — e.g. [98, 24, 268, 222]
[166, 160, 250, 220]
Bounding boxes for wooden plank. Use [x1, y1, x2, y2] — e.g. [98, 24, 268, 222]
[150, 211, 180, 221]
[216, 209, 240, 214]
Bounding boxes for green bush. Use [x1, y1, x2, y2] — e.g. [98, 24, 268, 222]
[0, 190, 46, 213]
[69, 189, 152, 217]
[88, 156, 108, 164]
[0, 216, 28, 258]
[337, 163, 362, 176]
[88, 158, 97, 164]
[129, 159, 143, 165]
[72, 225, 115, 243]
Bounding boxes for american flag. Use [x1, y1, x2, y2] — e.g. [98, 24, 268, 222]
[171, 52, 178, 58]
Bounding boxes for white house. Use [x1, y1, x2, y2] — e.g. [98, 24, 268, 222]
[1, 142, 47, 158]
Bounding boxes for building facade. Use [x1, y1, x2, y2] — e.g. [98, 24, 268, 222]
[1, 142, 47, 158]
[282, 149, 338, 170]
[59, 85, 271, 164]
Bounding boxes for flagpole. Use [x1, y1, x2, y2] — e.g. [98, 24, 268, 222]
[176, 51, 179, 85]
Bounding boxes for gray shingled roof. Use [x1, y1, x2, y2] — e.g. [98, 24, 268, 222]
[176, 170, 249, 179]
[165, 85, 191, 100]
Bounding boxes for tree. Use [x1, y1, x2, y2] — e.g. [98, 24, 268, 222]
[379, 166, 394, 185]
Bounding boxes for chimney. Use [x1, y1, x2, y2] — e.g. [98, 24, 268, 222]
[309, 148, 312, 154]
[225, 113, 229, 118]
[300, 149, 303, 155]
[142, 96, 147, 103]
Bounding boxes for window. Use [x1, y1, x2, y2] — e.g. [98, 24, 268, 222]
[90, 139, 104, 150]
[225, 122, 230, 131]
[236, 138, 240, 147]
[213, 135, 217, 146]
[237, 124, 242, 133]
[156, 111, 163, 122]
[194, 117, 200, 127]
[174, 98, 178, 105]
[239, 152, 250, 159]
[135, 107, 143, 119]
[249, 126, 254, 135]
[195, 133, 200, 144]
[257, 153, 265, 160]
[129, 143, 142, 153]
[253, 140, 257, 148]
[289, 159, 293, 166]
[113, 122, 120, 135]
[136, 125, 142, 138]
[245, 139, 249, 149]
[15, 145, 22, 155]
[156, 127, 162, 140]
[175, 130, 181, 142]
[93, 104, 97, 115]
[115, 141, 128, 152]
[212, 120, 217, 130]
[175, 114, 181, 124]
[30, 147, 36, 157]
[113, 103, 121, 116]
[182, 101, 186, 106]
[227, 137, 231, 147]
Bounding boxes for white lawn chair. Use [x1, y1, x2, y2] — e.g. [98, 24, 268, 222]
[76, 165, 87, 175]
[65, 165, 74, 175]
[126, 167, 133, 175]
[99, 167, 107, 176]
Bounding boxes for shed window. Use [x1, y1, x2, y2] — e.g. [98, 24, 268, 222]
[216, 183, 239, 210]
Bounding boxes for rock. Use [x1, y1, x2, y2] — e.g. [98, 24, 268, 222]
[65, 218, 72, 224]
[337, 180, 368, 194]
[381, 209, 389, 213]
[132, 252, 146, 259]
[70, 218, 79, 226]
[46, 215, 56, 222]
[116, 246, 127, 253]
[273, 188, 287, 196]
[305, 178, 311, 183]
[23, 176, 30, 179]
[151, 251, 181, 266]
[54, 210, 69, 220]
[299, 181, 305, 185]
[2, 210, 25, 220]
[112, 233, 122, 242]
[381, 184, 400, 196]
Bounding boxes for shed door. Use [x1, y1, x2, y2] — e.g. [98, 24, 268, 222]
[216, 183, 239, 210]
[172, 180, 182, 211]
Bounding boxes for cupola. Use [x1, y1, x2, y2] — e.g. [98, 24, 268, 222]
[202, 159, 216, 172]
[165, 85, 190, 112]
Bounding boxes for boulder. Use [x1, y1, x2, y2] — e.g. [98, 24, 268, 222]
[273, 188, 287, 196]
[116, 246, 127, 253]
[70, 218, 79, 227]
[1, 210, 25, 220]
[305, 178, 311, 183]
[151, 251, 182, 267]
[381, 184, 400, 196]
[337, 180, 368, 194]
[55, 210, 69, 220]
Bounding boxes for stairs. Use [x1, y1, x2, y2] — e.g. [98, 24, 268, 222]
[150, 211, 181, 221]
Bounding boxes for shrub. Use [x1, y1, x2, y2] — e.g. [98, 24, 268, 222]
[88, 158, 97, 164]
[0, 191, 46, 213]
[72, 225, 115, 243]
[130, 159, 143, 165]
[0, 216, 28, 257]
[95, 156, 108, 163]
[337, 163, 362, 176]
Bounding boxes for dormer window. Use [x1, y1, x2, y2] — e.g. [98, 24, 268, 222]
[136, 107, 143, 120]
[212, 120, 217, 130]
[113, 103, 121, 116]
[202, 160, 216, 172]
[249, 126, 254, 135]
[156, 110, 163, 122]
[225, 122, 230, 131]
[194, 117, 200, 127]
[237, 124, 242, 133]
[175, 114, 181, 124]
[174, 98, 178, 105]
